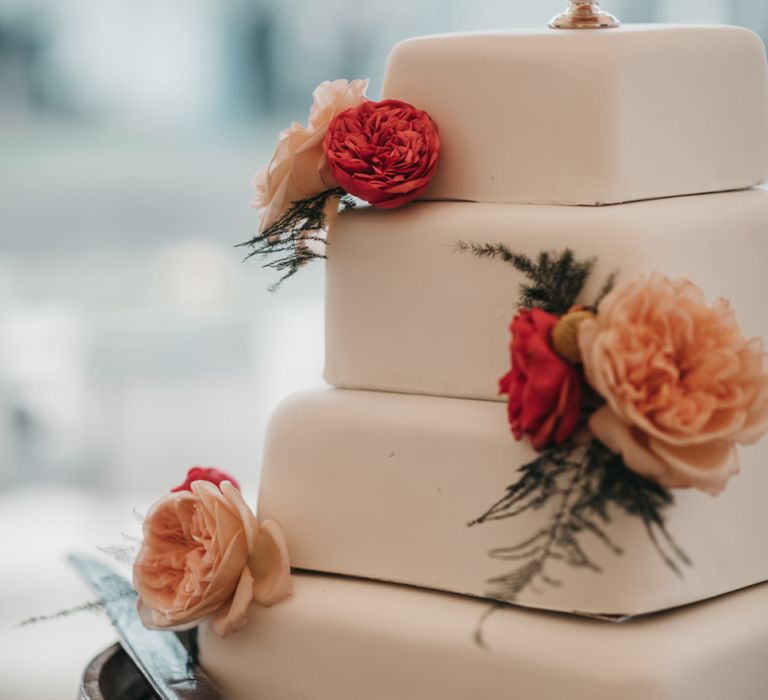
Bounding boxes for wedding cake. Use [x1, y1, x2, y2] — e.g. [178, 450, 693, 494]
[135, 9, 768, 700]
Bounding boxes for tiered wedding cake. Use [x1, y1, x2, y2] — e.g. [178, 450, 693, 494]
[197, 15, 768, 700]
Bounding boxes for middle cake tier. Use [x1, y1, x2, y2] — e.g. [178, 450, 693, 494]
[258, 388, 768, 617]
[324, 189, 768, 401]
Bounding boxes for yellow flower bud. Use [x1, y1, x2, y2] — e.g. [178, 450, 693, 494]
[551, 310, 595, 364]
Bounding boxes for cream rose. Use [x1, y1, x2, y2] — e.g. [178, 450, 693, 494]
[133, 480, 292, 637]
[252, 78, 369, 233]
[579, 273, 768, 495]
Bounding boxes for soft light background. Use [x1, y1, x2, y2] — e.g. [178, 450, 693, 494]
[1, 0, 767, 696]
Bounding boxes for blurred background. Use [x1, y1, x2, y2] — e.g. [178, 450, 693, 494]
[1, 0, 767, 696]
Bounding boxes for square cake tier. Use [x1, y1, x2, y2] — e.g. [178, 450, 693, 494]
[383, 26, 768, 205]
[200, 573, 768, 700]
[257, 388, 768, 616]
[325, 189, 768, 402]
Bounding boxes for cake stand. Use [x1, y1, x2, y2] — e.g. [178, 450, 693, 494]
[80, 644, 154, 700]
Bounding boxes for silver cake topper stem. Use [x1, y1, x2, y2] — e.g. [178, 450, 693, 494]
[549, 1, 620, 29]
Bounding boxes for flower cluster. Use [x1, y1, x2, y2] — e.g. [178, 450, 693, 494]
[253, 79, 440, 228]
[133, 467, 292, 638]
[242, 79, 440, 287]
[251, 79, 370, 234]
[501, 273, 768, 495]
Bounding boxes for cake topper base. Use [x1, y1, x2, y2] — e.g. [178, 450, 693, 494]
[550, 1, 620, 29]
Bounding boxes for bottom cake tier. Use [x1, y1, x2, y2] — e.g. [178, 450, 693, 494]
[199, 573, 768, 700]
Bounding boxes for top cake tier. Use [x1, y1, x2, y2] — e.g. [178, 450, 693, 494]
[382, 25, 768, 206]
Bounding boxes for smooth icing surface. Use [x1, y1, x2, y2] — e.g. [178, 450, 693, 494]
[200, 573, 768, 700]
[257, 388, 768, 616]
[325, 189, 768, 402]
[383, 26, 768, 205]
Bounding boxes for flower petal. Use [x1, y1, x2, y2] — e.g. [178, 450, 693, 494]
[211, 566, 255, 638]
[648, 437, 738, 496]
[589, 406, 676, 486]
[249, 519, 293, 607]
[220, 481, 260, 554]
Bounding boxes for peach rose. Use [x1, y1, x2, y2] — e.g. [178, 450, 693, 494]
[252, 79, 369, 233]
[579, 273, 768, 495]
[133, 480, 292, 637]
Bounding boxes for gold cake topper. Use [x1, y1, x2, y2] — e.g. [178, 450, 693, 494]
[549, 1, 620, 29]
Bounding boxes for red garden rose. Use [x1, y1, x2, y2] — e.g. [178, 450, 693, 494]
[499, 308, 582, 450]
[171, 467, 240, 493]
[322, 99, 440, 209]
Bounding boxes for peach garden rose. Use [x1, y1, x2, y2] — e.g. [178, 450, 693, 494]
[133, 479, 292, 638]
[579, 273, 768, 495]
[252, 78, 369, 233]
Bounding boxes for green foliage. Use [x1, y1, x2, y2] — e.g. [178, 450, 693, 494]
[582, 441, 691, 575]
[17, 577, 135, 627]
[455, 242, 597, 315]
[239, 188, 354, 291]
[593, 269, 619, 309]
[470, 439, 689, 604]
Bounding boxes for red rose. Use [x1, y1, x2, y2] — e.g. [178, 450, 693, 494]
[499, 308, 582, 450]
[171, 467, 240, 493]
[322, 99, 440, 209]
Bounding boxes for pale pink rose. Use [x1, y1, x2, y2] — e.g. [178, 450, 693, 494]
[252, 79, 369, 233]
[579, 273, 768, 495]
[133, 481, 292, 637]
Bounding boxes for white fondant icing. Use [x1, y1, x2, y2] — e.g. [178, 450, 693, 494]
[257, 388, 768, 616]
[325, 189, 768, 402]
[200, 573, 768, 700]
[383, 26, 768, 205]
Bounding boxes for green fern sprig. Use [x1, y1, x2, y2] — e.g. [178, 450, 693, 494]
[16, 576, 135, 627]
[577, 441, 691, 576]
[239, 188, 354, 291]
[471, 439, 689, 604]
[455, 242, 597, 315]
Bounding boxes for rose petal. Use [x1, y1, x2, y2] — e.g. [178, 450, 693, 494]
[219, 481, 260, 554]
[211, 566, 255, 638]
[589, 407, 677, 486]
[648, 437, 738, 496]
[136, 597, 199, 633]
[249, 519, 293, 607]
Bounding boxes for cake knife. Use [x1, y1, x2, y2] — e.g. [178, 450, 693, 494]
[70, 553, 222, 699]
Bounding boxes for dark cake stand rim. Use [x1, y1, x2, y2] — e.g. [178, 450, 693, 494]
[81, 642, 155, 700]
